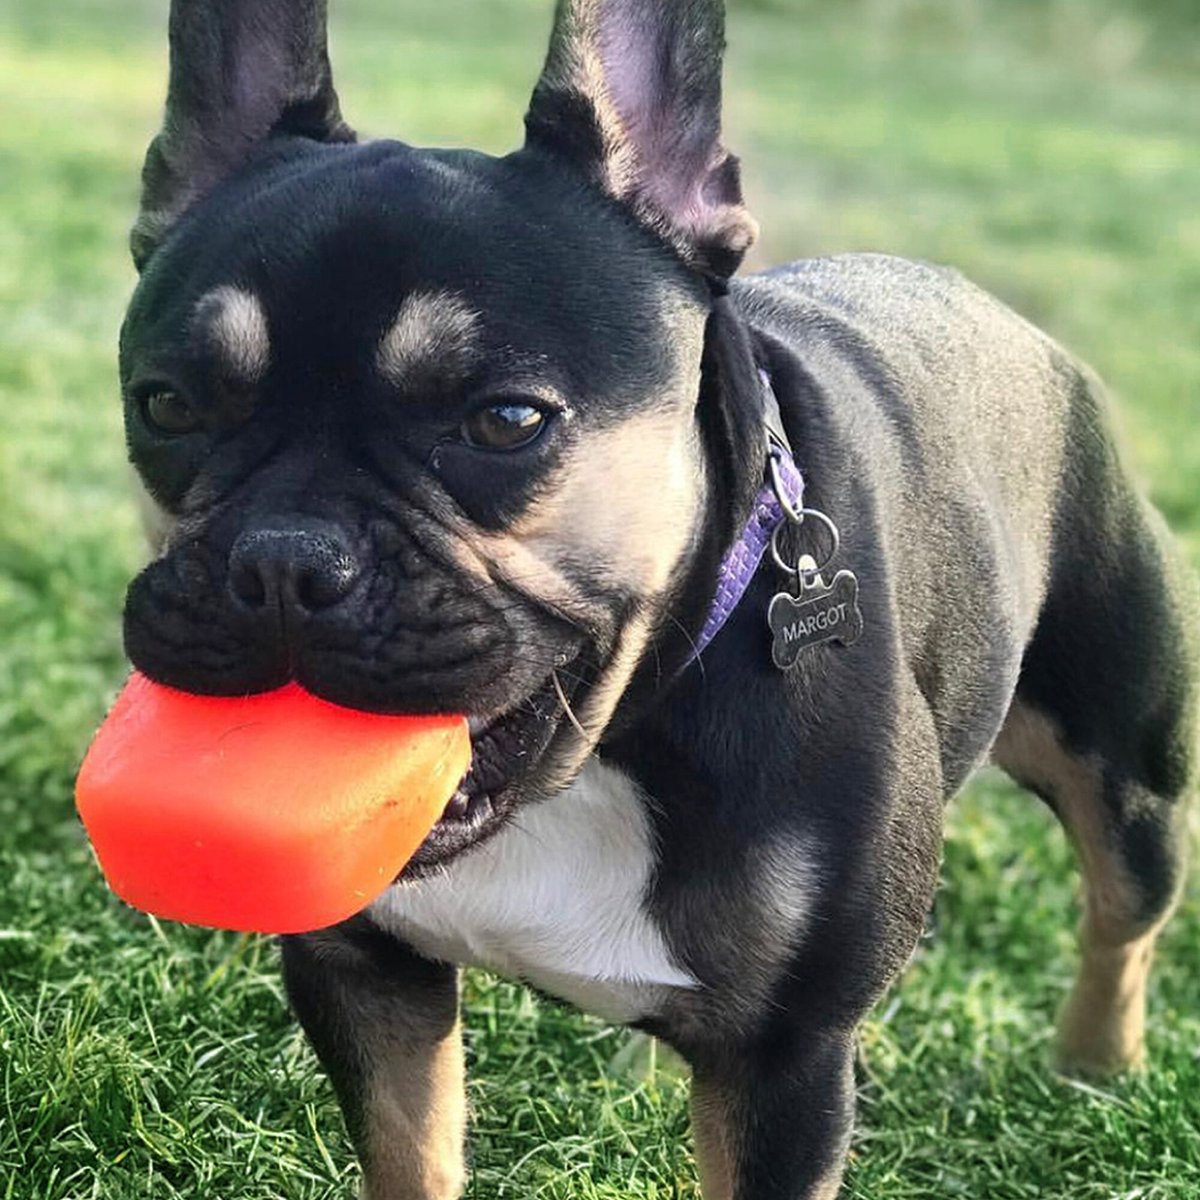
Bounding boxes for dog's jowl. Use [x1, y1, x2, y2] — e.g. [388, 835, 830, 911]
[118, 0, 1198, 1196]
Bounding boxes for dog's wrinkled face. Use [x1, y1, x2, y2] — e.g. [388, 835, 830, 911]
[122, 145, 710, 861]
[121, 0, 756, 865]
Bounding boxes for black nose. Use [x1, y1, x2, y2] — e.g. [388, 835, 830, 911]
[228, 519, 361, 615]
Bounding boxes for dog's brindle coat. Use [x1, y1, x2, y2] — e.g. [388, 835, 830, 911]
[119, 1, 1198, 1196]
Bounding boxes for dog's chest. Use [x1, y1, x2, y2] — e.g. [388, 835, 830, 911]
[369, 758, 699, 1023]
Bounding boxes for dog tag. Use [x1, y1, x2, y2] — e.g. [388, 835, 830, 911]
[769, 569, 864, 670]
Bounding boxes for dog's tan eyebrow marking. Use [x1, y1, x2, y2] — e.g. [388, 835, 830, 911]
[376, 291, 482, 388]
[192, 286, 270, 384]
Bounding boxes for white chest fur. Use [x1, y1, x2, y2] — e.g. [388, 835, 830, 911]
[369, 758, 699, 1023]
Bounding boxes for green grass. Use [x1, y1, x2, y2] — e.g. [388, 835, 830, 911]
[1, 1, 1198, 1196]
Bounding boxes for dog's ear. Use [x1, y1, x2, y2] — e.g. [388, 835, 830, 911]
[131, 0, 354, 271]
[524, 0, 757, 279]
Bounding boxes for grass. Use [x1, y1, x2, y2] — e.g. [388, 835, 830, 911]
[1, 0, 1198, 1196]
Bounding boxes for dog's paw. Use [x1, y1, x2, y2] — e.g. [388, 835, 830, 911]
[1053, 996, 1147, 1078]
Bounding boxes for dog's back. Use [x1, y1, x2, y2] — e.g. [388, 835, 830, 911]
[738, 251, 1198, 1076]
[738, 252, 1195, 779]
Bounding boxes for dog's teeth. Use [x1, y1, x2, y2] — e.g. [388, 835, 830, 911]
[443, 791, 470, 821]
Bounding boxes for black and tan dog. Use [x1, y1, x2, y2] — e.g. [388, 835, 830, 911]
[118, 0, 1197, 1195]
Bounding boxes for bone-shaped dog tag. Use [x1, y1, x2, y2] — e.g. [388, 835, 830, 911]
[768, 570, 864, 670]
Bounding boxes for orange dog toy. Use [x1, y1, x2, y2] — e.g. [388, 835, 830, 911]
[75, 673, 470, 934]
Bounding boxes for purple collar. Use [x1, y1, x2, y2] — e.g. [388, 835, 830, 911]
[684, 370, 804, 667]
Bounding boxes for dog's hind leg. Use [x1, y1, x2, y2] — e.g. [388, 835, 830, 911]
[993, 701, 1190, 1074]
[281, 918, 466, 1200]
[993, 438, 1198, 1074]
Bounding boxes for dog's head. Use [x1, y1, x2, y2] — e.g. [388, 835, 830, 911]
[120, 0, 762, 864]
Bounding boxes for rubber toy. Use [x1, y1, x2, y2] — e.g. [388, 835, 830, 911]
[75, 672, 470, 934]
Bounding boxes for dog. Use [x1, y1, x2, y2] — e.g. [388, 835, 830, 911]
[117, 0, 1198, 1196]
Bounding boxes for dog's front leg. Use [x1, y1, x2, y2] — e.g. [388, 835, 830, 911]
[689, 1029, 856, 1200]
[281, 918, 465, 1200]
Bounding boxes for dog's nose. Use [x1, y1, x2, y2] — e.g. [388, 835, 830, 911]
[228, 520, 361, 615]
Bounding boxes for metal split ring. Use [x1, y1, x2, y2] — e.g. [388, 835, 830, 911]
[770, 506, 842, 580]
[767, 447, 804, 525]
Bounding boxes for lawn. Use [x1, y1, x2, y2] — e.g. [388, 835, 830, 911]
[1, 0, 1198, 1197]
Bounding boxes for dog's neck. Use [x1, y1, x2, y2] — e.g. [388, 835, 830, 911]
[683, 368, 804, 665]
[598, 295, 789, 736]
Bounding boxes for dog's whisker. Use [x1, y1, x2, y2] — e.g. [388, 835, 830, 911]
[551, 669, 588, 741]
[661, 609, 705, 679]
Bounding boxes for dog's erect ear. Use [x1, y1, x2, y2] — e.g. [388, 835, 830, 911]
[132, 0, 354, 271]
[524, 0, 757, 279]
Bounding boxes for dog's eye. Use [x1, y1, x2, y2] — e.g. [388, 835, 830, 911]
[461, 402, 548, 451]
[141, 388, 202, 436]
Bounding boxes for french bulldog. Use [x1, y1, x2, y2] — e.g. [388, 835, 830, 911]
[117, 0, 1198, 1195]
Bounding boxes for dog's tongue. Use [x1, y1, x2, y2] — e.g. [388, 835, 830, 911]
[74, 673, 470, 934]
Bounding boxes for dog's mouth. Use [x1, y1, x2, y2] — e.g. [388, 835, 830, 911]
[403, 667, 584, 873]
